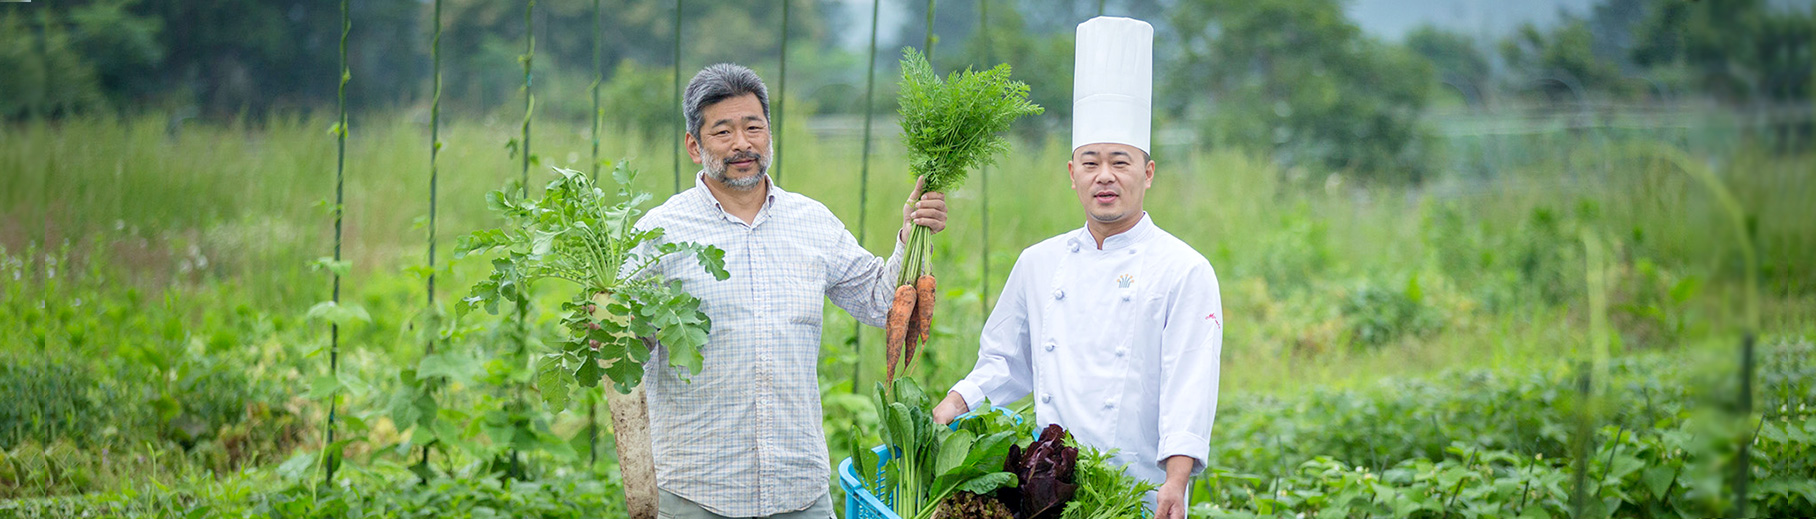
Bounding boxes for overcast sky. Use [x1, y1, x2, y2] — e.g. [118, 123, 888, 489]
[1343, 0, 1597, 42]
[828, 0, 1815, 49]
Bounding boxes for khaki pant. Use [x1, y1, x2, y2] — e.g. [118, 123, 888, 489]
[657, 489, 834, 519]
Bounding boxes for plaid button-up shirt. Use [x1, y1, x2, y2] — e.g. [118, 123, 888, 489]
[632, 173, 903, 516]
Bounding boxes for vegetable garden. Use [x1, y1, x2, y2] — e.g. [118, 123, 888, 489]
[3, 1, 1814, 518]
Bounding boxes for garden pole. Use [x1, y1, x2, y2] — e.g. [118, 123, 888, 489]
[851, 0, 880, 394]
[325, 0, 350, 487]
[589, 0, 604, 469]
[924, 0, 936, 64]
[422, 0, 444, 480]
[521, 0, 535, 192]
[512, 0, 536, 481]
[776, 0, 788, 182]
[978, 0, 991, 310]
[591, 0, 603, 182]
[673, 0, 684, 195]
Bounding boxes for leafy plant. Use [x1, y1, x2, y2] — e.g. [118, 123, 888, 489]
[1003, 424, 1078, 519]
[1062, 446, 1159, 519]
[896, 47, 1042, 196]
[455, 161, 728, 401]
[855, 378, 1022, 519]
[884, 47, 1042, 383]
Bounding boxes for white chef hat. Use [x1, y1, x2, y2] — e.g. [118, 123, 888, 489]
[1071, 16, 1154, 155]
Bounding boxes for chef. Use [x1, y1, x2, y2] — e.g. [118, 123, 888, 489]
[929, 16, 1221, 519]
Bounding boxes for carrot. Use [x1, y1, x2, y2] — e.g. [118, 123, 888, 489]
[902, 328, 921, 376]
[885, 284, 917, 382]
[905, 274, 936, 368]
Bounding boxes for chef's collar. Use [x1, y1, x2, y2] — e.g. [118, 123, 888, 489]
[1070, 212, 1154, 252]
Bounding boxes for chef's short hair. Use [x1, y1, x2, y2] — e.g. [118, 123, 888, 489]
[683, 64, 770, 140]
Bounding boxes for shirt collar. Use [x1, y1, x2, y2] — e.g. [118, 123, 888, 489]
[1069, 212, 1154, 252]
[693, 171, 780, 226]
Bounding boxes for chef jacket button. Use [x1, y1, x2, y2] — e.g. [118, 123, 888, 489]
[1127, 248, 1136, 255]
[1069, 243, 1080, 253]
[1053, 289, 1065, 300]
[1044, 340, 1056, 352]
[1103, 400, 1115, 409]
[1040, 393, 1052, 404]
[1115, 348, 1126, 357]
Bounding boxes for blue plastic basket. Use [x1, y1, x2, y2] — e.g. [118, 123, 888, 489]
[838, 445, 901, 519]
[838, 408, 1022, 519]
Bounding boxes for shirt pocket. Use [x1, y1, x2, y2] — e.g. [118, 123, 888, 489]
[783, 257, 827, 326]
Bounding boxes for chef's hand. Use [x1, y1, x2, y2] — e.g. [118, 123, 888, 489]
[899, 178, 948, 243]
[931, 391, 969, 425]
[1155, 456, 1195, 519]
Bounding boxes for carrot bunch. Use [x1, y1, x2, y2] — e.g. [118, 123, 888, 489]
[886, 178, 941, 383]
[885, 270, 936, 383]
[882, 49, 1040, 383]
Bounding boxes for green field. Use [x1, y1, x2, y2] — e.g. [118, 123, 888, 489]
[2, 113, 1812, 517]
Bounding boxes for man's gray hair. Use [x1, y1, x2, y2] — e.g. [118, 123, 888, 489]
[683, 63, 770, 140]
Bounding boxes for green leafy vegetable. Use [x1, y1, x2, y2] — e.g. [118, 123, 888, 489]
[1060, 446, 1159, 519]
[455, 161, 728, 404]
[894, 47, 1043, 285]
[897, 47, 1043, 194]
[857, 378, 1024, 519]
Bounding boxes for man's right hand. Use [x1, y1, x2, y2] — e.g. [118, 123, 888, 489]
[931, 391, 970, 425]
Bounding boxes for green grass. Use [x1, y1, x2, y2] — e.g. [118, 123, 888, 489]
[1, 111, 1810, 516]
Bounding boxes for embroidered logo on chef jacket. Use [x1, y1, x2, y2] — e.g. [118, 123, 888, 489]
[1206, 311, 1221, 328]
[1116, 274, 1133, 288]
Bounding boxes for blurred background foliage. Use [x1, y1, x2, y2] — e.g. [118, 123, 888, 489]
[2, 0, 1810, 181]
[2, 0, 1813, 517]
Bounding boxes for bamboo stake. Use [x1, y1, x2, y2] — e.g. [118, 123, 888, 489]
[591, 0, 603, 182]
[672, 0, 683, 194]
[978, 0, 991, 310]
[924, 0, 935, 64]
[776, 0, 788, 182]
[421, 0, 444, 480]
[521, 0, 535, 192]
[851, 0, 880, 395]
[510, 0, 536, 481]
[325, 0, 350, 487]
[588, 0, 603, 470]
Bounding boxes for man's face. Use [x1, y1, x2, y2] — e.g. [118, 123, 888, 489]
[1068, 142, 1153, 225]
[686, 93, 771, 190]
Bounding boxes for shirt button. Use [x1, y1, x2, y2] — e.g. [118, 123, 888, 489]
[1127, 248, 1136, 255]
[1103, 400, 1115, 409]
[1053, 289, 1065, 300]
[1069, 243, 1080, 253]
[1044, 340, 1056, 352]
[1040, 393, 1052, 404]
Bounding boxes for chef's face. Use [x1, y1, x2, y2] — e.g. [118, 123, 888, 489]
[1068, 142, 1153, 226]
[686, 93, 772, 190]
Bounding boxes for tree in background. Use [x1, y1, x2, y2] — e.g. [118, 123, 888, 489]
[0, 4, 156, 118]
[1630, 0, 1813, 105]
[1165, 0, 1435, 184]
[1499, 19, 1635, 103]
[1405, 25, 1490, 108]
[947, 2, 1075, 141]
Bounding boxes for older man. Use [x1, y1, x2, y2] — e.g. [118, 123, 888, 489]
[630, 63, 947, 518]
[929, 17, 1221, 519]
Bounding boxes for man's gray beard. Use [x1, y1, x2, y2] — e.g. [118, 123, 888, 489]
[704, 145, 772, 191]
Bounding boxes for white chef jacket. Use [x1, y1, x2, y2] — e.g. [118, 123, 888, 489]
[950, 213, 1221, 488]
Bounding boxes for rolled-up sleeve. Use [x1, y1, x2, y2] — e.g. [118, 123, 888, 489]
[1156, 260, 1221, 475]
[950, 256, 1034, 411]
[825, 226, 906, 329]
